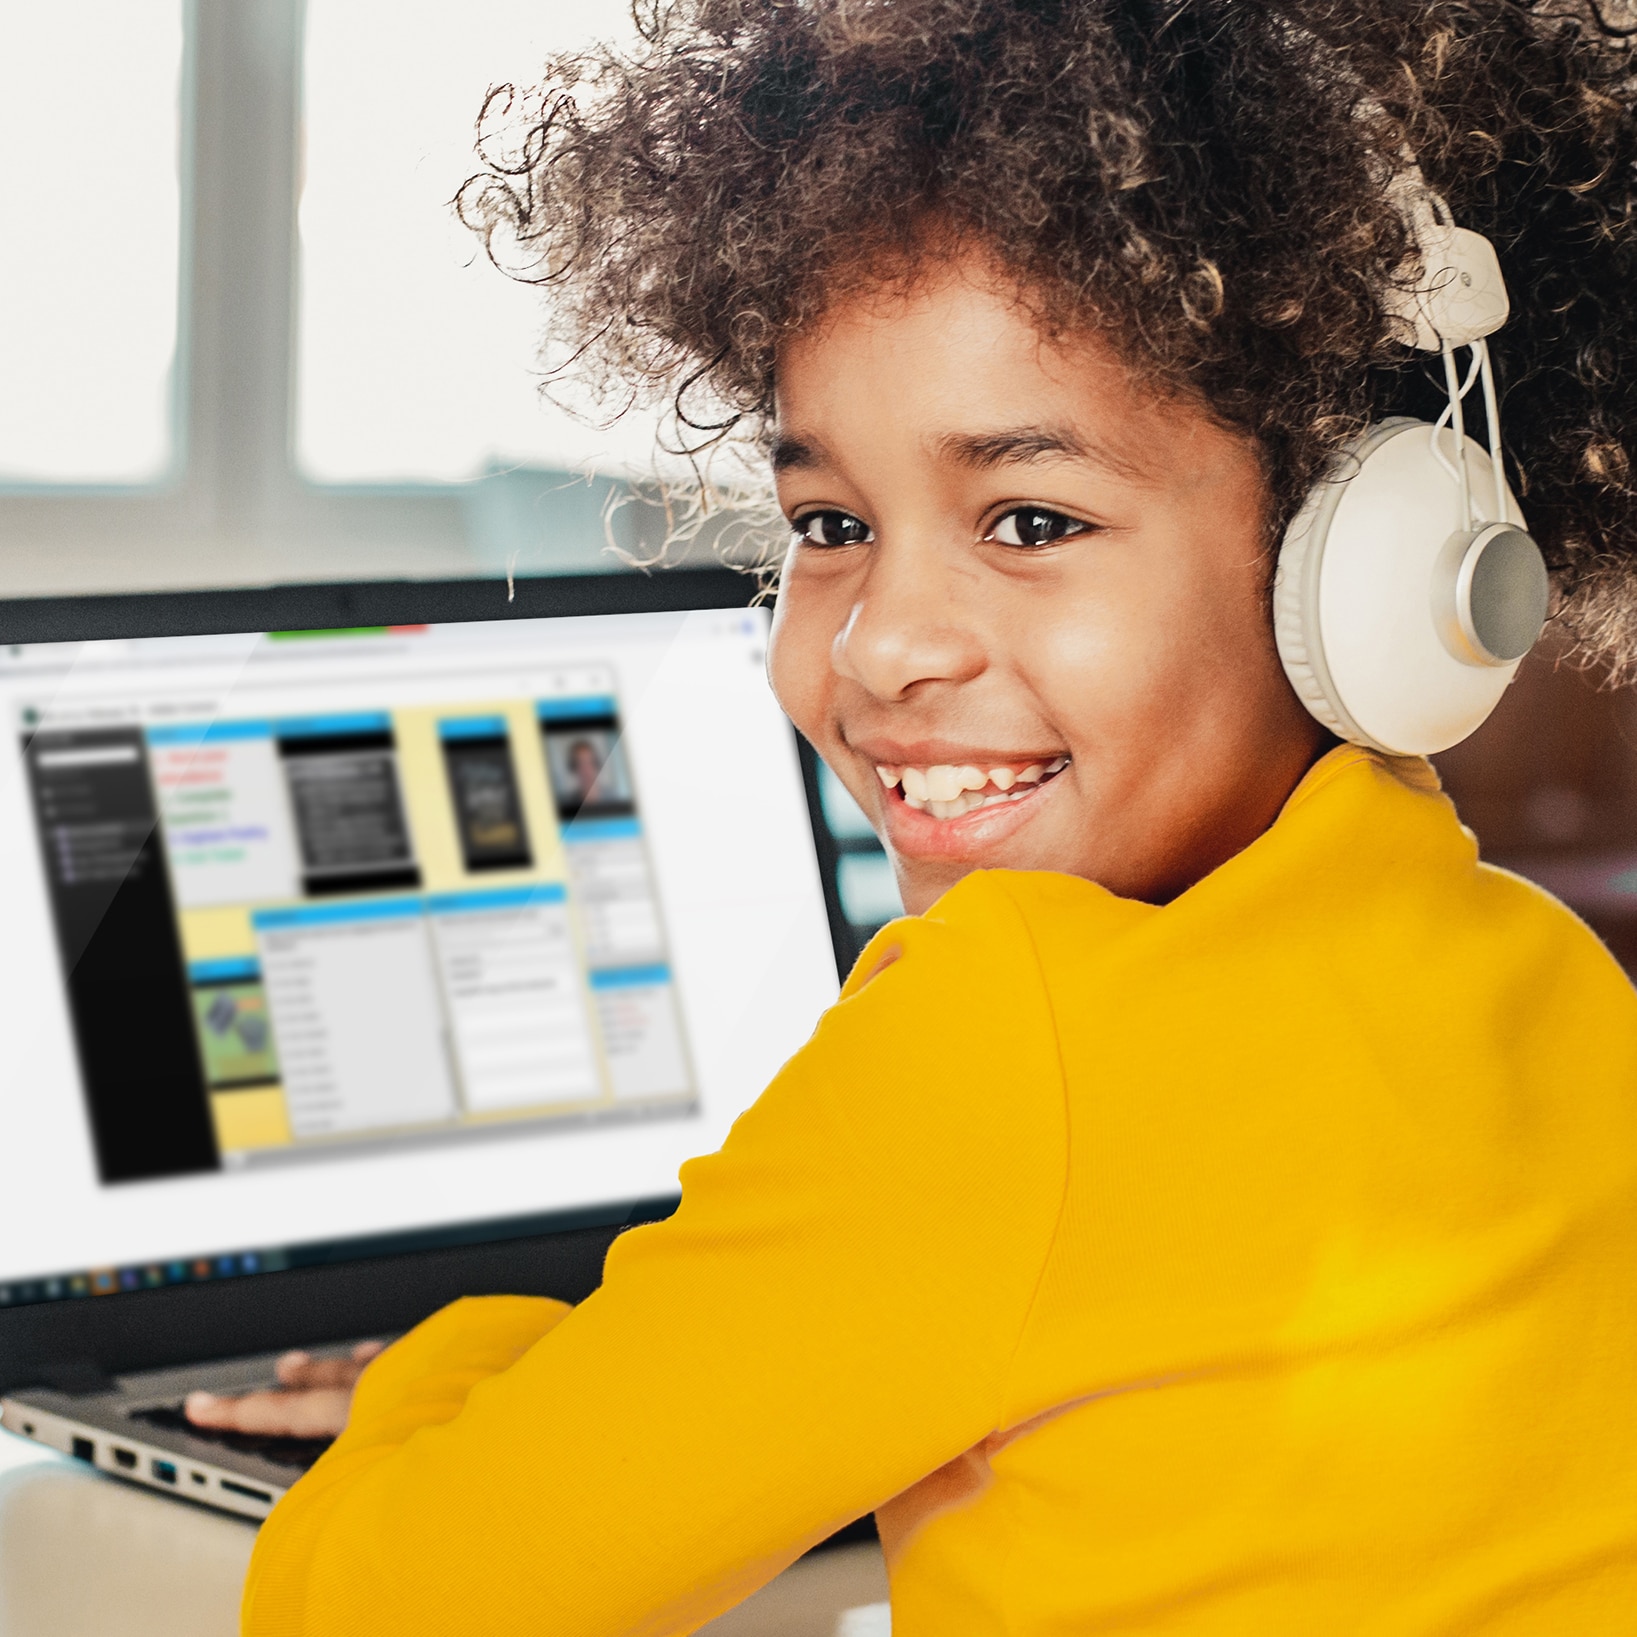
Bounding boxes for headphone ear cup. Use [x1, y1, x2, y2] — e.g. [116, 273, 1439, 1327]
[1271, 522, 1344, 735]
[1274, 420, 1422, 749]
[1273, 419, 1540, 756]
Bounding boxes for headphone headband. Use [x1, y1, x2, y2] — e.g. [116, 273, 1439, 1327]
[1380, 171, 1511, 353]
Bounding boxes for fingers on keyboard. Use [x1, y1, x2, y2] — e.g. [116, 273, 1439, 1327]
[273, 1344, 382, 1390]
[185, 1386, 353, 1439]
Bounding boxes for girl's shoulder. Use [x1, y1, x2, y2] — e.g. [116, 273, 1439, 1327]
[840, 866, 1152, 1005]
[864, 748, 1637, 1060]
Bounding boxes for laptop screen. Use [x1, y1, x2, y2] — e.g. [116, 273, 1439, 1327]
[0, 598, 842, 1305]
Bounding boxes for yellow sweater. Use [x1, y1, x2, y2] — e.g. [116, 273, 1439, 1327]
[243, 747, 1637, 1634]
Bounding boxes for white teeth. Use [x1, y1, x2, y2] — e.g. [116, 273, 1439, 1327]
[941, 788, 999, 819]
[928, 785, 1036, 820]
[881, 755, 1070, 819]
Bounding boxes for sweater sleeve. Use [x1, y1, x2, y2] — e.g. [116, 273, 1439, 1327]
[241, 874, 1067, 1637]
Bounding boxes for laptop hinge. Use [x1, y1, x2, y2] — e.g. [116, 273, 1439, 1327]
[33, 1357, 116, 1397]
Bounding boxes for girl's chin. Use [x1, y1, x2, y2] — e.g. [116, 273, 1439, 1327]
[878, 775, 1061, 864]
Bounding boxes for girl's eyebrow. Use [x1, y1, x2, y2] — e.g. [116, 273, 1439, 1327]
[770, 434, 822, 472]
[937, 423, 1149, 479]
[772, 423, 1147, 478]
[937, 424, 1088, 467]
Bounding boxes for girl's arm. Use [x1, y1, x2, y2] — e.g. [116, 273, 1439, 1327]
[242, 874, 1068, 1637]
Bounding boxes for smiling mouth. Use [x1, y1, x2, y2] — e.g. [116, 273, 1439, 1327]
[874, 756, 1071, 821]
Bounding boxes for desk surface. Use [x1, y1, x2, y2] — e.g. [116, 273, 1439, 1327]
[0, 1430, 888, 1637]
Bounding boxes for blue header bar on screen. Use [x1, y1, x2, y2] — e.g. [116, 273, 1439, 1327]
[562, 817, 641, 842]
[427, 885, 567, 915]
[537, 696, 617, 723]
[273, 712, 393, 739]
[251, 896, 423, 931]
[438, 716, 509, 742]
[588, 964, 671, 990]
[187, 956, 262, 984]
[146, 720, 273, 747]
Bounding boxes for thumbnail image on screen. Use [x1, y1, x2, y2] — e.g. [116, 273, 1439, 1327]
[23, 678, 695, 1186]
[442, 719, 533, 873]
[544, 716, 634, 823]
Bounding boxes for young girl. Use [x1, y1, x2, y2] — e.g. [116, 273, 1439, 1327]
[219, 1, 1637, 1629]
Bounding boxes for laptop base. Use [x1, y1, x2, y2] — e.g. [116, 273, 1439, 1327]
[1, 1342, 367, 1520]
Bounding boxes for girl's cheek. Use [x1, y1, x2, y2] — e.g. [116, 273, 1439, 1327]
[766, 574, 837, 744]
[1018, 600, 1137, 748]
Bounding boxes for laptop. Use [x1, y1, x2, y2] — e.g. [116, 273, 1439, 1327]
[0, 569, 882, 1520]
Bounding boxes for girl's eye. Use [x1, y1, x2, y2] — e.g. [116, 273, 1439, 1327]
[793, 510, 873, 548]
[989, 507, 1090, 548]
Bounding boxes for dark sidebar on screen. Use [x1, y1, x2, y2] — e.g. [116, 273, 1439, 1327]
[23, 726, 220, 1184]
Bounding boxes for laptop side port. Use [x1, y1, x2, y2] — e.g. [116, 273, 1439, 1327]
[71, 1437, 94, 1463]
[190, 1471, 207, 1486]
[220, 1479, 273, 1504]
[151, 1459, 177, 1484]
[112, 1447, 137, 1470]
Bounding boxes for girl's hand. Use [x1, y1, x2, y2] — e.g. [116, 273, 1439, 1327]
[183, 1340, 385, 1440]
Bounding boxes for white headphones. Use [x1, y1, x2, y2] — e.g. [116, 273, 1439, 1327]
[1273, 172, 1550, 756]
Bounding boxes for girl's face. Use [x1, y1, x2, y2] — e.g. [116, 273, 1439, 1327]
[767, 250, 1327, 914]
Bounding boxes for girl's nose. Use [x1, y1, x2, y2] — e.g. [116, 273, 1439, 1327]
[831, 535, 987, 701]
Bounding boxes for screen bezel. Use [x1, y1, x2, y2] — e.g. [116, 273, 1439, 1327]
[0, 568, 847, 1392]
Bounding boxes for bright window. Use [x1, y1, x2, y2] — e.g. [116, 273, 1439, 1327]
[295, 0, 660, 486]
[0, 3, 184, 487]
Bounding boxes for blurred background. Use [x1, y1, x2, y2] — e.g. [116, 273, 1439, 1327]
[1436, 639, 1637, 977]
[0, 0, 1631, 976]
[0, 0, 691, 594]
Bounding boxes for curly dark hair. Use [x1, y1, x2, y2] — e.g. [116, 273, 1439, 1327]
[458, 0, 1637, 666]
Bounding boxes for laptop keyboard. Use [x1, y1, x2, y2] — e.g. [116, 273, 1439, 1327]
[128, 1403, 333, 1472]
